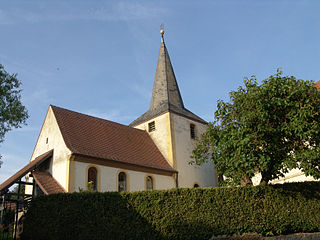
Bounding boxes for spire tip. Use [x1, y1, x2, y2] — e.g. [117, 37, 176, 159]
[160, 23, 164, 42]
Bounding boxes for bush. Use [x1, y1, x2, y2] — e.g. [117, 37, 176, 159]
[21, 182, 320, 240]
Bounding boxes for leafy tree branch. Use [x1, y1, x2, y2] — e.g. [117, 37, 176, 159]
[192, 70, 320, 186]
[0, 64, 28, 167]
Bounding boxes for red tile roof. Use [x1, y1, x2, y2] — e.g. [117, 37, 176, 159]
[51, 106, 176, 173]
[315, 80, 320, 89]
[33, 171, 65, 194]
[0, 150, 53, 193]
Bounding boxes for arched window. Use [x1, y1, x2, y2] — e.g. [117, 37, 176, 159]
[193, 183, 199, 188]
[88, 167, 97, 191]
[146, 176, 153, 190]
[118, 172, 127, 192]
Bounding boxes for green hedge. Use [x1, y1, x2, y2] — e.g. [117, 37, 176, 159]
[21, 182, 320, 240]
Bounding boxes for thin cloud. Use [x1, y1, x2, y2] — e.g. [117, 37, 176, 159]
[131, 84, 151, 100]
[0, 153, 27, 183]
[83, 108, 134, 124]
[14, 126, 39, 133]
[0, 2, 167, 25]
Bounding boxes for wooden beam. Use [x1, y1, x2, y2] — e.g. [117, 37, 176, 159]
[5, 193, 33, 197]
[17, 181, 34, 186]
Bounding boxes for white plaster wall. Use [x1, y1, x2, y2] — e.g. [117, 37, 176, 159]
[73, 161, 175, 192]
[134, 113, 171, 164]
[171, 113, 217, 188]
[25, 176, 33, 195]
[252, 168, 316, 185]
[251, 173, 262, 186]
[271, 169, 315, 184]
[29, 106, 71, 191]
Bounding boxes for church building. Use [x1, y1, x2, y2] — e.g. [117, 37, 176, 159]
[0, 31, 218, 196]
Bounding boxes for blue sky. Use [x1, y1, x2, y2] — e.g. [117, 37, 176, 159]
[1, 0, 320, 182]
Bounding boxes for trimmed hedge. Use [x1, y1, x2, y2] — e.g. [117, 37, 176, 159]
[21, 182, 320, 240]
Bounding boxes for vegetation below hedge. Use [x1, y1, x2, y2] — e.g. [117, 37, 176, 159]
[21, 182, 320, 240]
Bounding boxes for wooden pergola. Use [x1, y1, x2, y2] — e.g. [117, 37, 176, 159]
[0, 150, 53, 240]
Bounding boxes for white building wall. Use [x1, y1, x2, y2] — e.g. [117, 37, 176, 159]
[171, 113, 217, 188]
[29, 106, 71, 191]
[134, 113, 172, 165]
[73, 161, 175, 192]
[252, 169, 315, 185]
[271, 169, 315, 184]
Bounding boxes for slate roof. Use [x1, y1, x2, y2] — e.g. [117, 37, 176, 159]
[0, 150, 53, 193]
[130, 39, 207, 126]
[51, 105, 176, 173]
[33, 171, 65, 194]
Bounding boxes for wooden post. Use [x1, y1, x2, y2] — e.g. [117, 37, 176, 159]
[13, 180, 21, 240]
[32, 175, 36, 198]
[0, 195, 4, 227]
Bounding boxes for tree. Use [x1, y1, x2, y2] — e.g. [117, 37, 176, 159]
[192, 70, 320, 186]
[0, 64, 28, 167]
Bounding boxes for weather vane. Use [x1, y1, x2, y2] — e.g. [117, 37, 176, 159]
[160, 23, 164, 41]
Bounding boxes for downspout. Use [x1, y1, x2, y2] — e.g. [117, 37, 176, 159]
[175, 172, 179, 188]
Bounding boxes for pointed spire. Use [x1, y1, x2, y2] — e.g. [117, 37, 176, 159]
[129, 31, 207, 127]
[149, 32, 184, 111]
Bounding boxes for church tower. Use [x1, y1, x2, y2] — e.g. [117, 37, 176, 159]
[130, 30, 217, 188]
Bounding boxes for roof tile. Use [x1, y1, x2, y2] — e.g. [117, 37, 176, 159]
[0, 150, 53, 193]
[33, 171, 65, 194]
[51, 106, 176, 173]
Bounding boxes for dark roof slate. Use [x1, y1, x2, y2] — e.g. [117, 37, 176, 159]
[130, 40, 207, 126]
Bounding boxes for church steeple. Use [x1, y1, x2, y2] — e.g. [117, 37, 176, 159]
[130, 31, 206, 127]
[149, 34, 184, 111]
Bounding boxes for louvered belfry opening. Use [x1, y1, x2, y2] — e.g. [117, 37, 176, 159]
[148, 121, 156, 132]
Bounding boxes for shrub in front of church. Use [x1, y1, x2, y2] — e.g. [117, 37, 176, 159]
[21, 182, 320, 240]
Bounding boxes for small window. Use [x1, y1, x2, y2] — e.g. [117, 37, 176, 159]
[148, 121, 155, 132]
[46, 138, 48, 144]
[88, 167, 97, 191]
[146, 176, 153, 190]
[118, 172, 127, 192]
[193, 183, 199, 188]
[190, 124, 196, 139]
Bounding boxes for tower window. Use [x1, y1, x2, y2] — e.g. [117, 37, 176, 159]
[148, 121, 155, 132]
[190, 124, 196, 139]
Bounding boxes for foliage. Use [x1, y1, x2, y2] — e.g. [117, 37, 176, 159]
[21, 182, 320, 240]
[192, 70, 320, 185]
[78, 181, 95, 193]
[9, 184, 26, 200]
[2, 208, 14, 227]
[0, 64, 28, 164]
